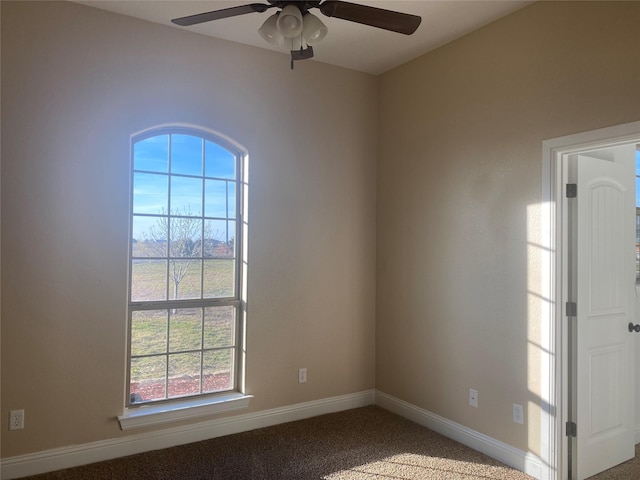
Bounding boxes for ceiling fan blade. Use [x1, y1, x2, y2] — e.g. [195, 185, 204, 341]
[172, 3, 272, 26]
[319, 1, 421, 35]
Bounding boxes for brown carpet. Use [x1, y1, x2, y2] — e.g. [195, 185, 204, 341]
[20, 406, 539, 480]
[19, 405, 640, 480]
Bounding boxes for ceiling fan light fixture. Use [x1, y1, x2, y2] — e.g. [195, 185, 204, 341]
[171, 1, 423, 69]
[302, 13, 328, 46]
[276, 5, 304, 38]
[258, 13, 285, 46]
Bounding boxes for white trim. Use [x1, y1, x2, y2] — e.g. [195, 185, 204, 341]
[131, 123, 249, 156]
[375, 391, 542, 479]
[117, 392, 253, 430]
[0, 390, 375, 480]
[541, 120, 640, 480]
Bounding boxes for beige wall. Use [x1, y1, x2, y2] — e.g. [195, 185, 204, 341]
[1, 1, 377, 457]
[377, 1, 640, 454]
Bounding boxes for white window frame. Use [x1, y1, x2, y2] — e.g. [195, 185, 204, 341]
[119, 126, 250, 430]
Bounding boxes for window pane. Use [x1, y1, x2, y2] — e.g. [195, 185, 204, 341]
[130, 355, 166, 403]
[168, 352, 202, 397]
[204, 219, 234, 258]
[168, 260, 202, 300]
[171, 135, 203, 176]
[203, 259, 235, 298]
[169, 308, 203, 353]
[205, 218, 227, 242]
[204, 179, 227, 218]
[228, 182, 236, 219]
[169, 217, 202, 258]
[134, 135, 168, 173]
[131, 310, 168, 356]
[171, 176, 202, 216]
[133, 173, 168, 215]
[205, 141, 235, 179]
[131, 259, 167, 302]
[204, 306, 235, 349]
[132, 216, 169, 258]
[203, 349, 234, 393]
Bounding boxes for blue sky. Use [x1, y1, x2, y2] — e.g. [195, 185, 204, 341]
[132, 134, 237, 241]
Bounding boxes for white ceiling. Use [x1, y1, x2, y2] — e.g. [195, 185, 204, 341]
[75, 0, 533, 74]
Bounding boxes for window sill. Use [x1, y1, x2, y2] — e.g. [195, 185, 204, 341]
[117, 393, 253, 431]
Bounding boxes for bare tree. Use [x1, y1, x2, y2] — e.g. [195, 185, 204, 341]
[142, 208, 209, 300]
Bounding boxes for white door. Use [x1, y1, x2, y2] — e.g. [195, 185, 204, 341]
[572, 152, 636, 479]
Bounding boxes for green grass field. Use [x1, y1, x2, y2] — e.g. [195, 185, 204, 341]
[131, 258, 235, 301]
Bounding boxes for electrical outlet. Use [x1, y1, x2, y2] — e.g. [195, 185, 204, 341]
[513, 404, 524, 424]
[298, 368, 307, 384]
[9, 410, 24, 430]
[469, 389, 478, 408]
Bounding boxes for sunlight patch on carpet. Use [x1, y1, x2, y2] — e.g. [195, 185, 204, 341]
[323, 452, 524, 479]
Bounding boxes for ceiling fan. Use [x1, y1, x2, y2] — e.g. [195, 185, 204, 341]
[171, 1, 422, 68]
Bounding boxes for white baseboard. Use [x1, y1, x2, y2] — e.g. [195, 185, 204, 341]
[375, 390, 543, 480]
[0, 390, 375, 480]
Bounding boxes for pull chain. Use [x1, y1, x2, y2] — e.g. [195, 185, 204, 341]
[290, 37, 295, 70]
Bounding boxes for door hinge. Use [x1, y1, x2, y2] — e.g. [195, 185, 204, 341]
[566, 421, 577, 437]
[566, 183, 577, 198]
[566, 301, 577, 317]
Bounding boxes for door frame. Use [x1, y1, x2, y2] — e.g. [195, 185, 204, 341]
[541, 121, 640, 480]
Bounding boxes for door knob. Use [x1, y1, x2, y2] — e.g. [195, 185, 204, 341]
[628, 322, 640, 333]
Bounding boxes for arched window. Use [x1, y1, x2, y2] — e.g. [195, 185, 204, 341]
[127, 127, 245, 407]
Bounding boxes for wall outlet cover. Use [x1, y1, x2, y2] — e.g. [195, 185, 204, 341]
[513, 403, 524, 424]
[469, 389, 478, 408]
[9, 410, 24, 430]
